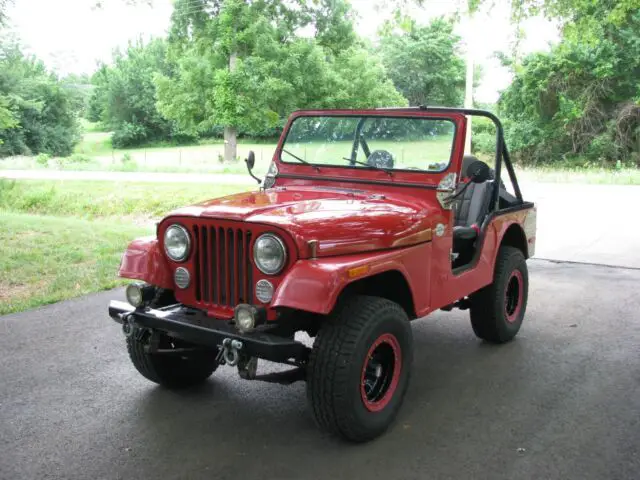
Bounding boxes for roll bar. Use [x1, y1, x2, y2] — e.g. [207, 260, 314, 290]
[377, 105, 524, 208]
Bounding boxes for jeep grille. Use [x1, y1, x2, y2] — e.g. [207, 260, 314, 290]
[191, 224, 253, 309]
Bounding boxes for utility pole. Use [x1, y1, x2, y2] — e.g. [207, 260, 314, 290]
[463, 1, 475, 154]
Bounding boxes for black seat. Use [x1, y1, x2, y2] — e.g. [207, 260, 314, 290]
[452, 155, 494, 253]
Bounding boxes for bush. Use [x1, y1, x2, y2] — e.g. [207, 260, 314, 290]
[471, 131, 496, 157]
[35, 153, 51, 166]
[111, 122, 148, 148]
[68, 153, 91, 163]
[0, 43, 82, 157]
[498, 9, 640, 167]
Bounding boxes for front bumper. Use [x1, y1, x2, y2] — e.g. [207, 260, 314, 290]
[108, 301, 309, 364]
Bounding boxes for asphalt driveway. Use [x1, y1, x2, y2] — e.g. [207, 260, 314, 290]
[1, 260, 639, 480]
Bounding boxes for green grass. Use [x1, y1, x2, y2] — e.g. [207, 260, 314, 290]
[4, 128, 638, 184]
[74, 131, 113, 156]
[0, 179, 251, 220]
[283, 137, 453, 170]
[516, 167, 640, 185]
[0, 212, 150, 315]
[78, 118, 107, 133]
[0, 179, 255, 314]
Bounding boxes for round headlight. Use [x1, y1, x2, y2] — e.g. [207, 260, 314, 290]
[164, 224, 190, 262]
[253, 234, 287, 275]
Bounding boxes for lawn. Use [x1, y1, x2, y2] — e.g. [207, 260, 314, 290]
[0, 179, 251, 220]
[2, 127, 639, 184]
[0, 212, 149, 315]
[0, 179, 255, 314]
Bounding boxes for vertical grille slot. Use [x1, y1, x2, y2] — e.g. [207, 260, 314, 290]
[201, 226, 209, 303]
[210, 227, 217, 303]
[246, 232, 253, 303]
[237, 230, 244, 303]
[219, 227, 226, 305]
[193, 226, 201, 302]
[227, 228, 235, 306]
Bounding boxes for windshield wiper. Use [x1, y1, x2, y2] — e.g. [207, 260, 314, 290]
[342, 157, 394, 176]
[282, 148, 320, 171]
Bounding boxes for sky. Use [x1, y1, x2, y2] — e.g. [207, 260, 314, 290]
[6, 0, 560, 103]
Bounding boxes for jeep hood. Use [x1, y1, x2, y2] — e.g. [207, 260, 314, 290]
[168, 186, 437, 257]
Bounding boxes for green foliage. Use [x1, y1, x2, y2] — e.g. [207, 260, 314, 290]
[35, 153, 51, 165]
[156, 0, 406, 147]
[0, 42, 82, 157]
[68, 153, 91, 163]
[499, 1, 640, 166]
[90, 38, 195, 148]
[378, 18, 465, 107]
[0, 94, 18, 132]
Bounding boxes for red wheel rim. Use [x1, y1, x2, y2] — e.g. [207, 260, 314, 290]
[504, 270, 523, 323]
[360, 333, 402, 412]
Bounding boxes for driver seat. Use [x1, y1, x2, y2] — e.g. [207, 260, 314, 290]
[452, 155, 494, 255]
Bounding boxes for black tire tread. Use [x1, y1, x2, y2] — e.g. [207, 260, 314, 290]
[470, 246, 528, 343]
[127, 335, 217, 389]
[307, 295, 412, 441]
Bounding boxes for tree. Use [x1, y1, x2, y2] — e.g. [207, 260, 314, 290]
[90, 38, 189, 147]
[0, 42, 82, 157]
[499, 1, 640, 166]
[0, 0, 13, 26]
[379, 17, 465, 107]
[157, 0, 405, 162]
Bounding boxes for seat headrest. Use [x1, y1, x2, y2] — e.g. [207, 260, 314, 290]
[461, 154, 481, 178]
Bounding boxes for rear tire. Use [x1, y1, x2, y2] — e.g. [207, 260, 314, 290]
[470, 246, 528, 343]
[307, 295, 413, 442]
[127, 333, 218, 389]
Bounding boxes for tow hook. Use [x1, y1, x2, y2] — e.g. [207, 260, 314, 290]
[220, 338, 243, 366]
[122, 314, 135, 338]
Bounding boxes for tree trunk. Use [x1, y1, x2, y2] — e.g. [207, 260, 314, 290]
[224, 126, 237, 163]
[224, 50, 238, 163]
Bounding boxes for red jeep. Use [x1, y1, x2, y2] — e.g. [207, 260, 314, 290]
[109, 107, 536, 442]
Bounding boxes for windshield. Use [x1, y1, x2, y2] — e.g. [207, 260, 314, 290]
[281, 115, 455, 172]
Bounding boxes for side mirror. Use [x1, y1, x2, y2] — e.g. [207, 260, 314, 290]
[467, 160, 491, 184]
[244, 150, 261, 185]
[245, 150, 256, 170]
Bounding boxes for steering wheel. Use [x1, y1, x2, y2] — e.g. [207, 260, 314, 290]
[367, 150, 394, 169]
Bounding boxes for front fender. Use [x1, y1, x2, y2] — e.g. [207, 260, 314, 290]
[271, 242, 431, 315]
[118, 236, 173, 289]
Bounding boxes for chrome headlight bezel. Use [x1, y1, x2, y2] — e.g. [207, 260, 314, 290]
[164, 224, 191, 262]
[253, 233, 287, 275]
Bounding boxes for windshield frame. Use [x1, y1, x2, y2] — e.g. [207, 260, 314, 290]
[278, 113, 458, 175]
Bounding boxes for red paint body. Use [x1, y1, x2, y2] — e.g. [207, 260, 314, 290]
[118, 109, 535, 320]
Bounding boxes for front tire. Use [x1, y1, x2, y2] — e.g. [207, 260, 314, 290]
[307, 295, 413, 442]
[127, 333, 218, 389]
[470, 246, 529, 343]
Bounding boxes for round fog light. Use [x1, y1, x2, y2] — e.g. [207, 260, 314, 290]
[174, 267, 190, 289]
[126, 283, 143, 307]
[126, 282, 155, 308]
[235, 306, 256, 332]
[255, 279, 274, 303]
